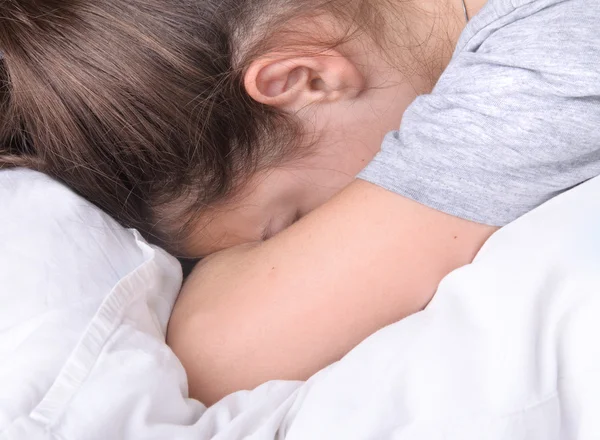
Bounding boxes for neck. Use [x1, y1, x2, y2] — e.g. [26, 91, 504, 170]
[383, 0, 489, 89]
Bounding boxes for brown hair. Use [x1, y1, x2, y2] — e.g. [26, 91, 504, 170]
[0, 0, 386, 254]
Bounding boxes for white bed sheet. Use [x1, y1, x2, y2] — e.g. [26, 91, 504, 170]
[1, 169, 600, 439]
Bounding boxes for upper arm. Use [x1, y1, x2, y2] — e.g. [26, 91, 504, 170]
[167, 180, 496, 405]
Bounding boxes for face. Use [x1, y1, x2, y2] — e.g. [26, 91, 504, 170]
[188, 143, 371, 256]
[186, 74, 421, 256]
[185, 26, 431, 256]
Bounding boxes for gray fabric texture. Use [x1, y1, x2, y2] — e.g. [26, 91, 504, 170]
[359, 0, 600, 226]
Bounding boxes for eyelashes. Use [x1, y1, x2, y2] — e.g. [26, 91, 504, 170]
[261, 209, 302, 241]
[260, 219, 273, 242]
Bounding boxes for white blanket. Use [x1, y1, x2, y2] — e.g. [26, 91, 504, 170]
[1, 169, 600, 440]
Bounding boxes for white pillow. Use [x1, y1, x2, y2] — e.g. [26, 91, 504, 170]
[0, 169, 182, 427]
[0, 169, 300, 440]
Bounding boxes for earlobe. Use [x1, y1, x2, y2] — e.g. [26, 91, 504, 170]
[244, 49, 365, 113]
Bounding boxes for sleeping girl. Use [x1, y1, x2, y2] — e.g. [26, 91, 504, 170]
[2, 0, 599, 406]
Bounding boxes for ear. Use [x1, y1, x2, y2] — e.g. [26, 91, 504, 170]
[244, 49, 365, 113]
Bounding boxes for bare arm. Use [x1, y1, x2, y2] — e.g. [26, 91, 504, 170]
[167, 180, 496, 405]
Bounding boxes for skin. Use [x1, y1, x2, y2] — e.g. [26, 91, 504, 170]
[167, 0, 492, 406]
[187, 45, 421, 255]
[185, 2, 464, 255]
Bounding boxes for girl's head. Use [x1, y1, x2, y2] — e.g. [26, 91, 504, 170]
[0, 0, 461, 256]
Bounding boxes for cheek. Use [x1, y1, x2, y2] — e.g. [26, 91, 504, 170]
[296, 166, 355, 215]
[287, 139, 378, 216]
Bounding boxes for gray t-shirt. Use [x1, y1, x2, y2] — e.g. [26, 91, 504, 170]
[359, 0, 600, 226]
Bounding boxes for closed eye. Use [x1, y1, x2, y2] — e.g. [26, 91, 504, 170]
[261, 210, 301, 241]
[261, 219, 273, 242]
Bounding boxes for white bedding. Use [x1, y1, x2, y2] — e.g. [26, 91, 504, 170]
[1, 169, 600, 439]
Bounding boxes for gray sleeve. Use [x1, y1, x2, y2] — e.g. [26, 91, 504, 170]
[359, 0, 600, 226]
